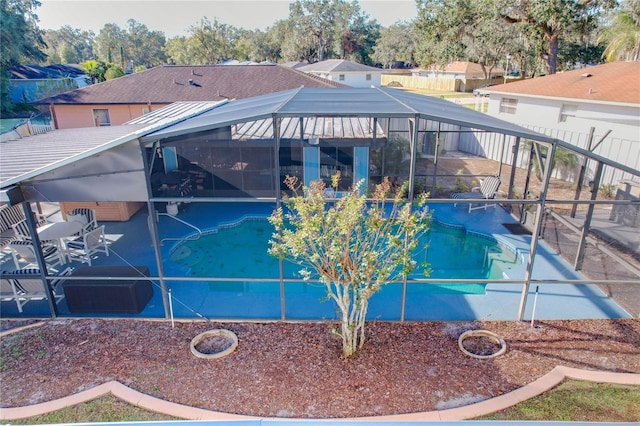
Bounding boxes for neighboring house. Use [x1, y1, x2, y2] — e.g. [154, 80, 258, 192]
[8, 64, 89, 104]
[36, 64, 344, 130]
[412, 61, 503, 80]
[296, 59, 384, 87]
[474, 61, 640, 185]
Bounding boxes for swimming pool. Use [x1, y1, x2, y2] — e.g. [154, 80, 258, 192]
[169, 217, 521, 293]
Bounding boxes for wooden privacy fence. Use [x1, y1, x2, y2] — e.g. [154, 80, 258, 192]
[382, 75, 502, 93]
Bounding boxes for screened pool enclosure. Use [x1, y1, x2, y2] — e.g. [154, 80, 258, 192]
[1, 88, 638, 321]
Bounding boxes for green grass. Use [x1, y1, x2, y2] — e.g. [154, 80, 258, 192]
[10, 380, 639, 423]
[12, 395, 178, 424]
[476, 379, 640, 422]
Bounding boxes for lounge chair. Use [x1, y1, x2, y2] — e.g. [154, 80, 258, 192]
[0, 267, 72, 312]
[451, 176, 501, 212]
[65, 225, 109, 266]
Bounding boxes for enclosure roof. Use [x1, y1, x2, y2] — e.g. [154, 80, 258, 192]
[0, 101, 226, 189]
[0, 125, 146, 188]
[142, 87, 558, 144]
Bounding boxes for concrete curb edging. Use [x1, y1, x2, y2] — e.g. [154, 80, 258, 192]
[0, 366, 637, 421]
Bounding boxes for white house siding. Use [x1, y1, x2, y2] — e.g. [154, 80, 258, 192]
[327, 72, 382, 88]
[462, 94, 640, 187]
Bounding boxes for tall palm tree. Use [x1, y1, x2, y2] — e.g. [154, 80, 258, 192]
[599, 0, 640, 62]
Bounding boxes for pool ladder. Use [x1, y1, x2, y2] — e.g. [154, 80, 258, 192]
[153, 212, 203, 245]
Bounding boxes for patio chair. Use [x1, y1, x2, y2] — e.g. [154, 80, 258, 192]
[451, 176, 501, 213]
[11, 220, 31, 240]
[9, 214, 47, 241]
[65, 225, 109, 266]
[9, 240, 63, 269]
[66, 208, 98, 237]
[1, 276, 25, 312]
[0, 267, 72, 312]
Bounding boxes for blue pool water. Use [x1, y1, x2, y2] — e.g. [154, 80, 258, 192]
[169, 218, 520, 294]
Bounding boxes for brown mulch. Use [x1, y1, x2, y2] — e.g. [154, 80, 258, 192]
[1, 318, 639, 419]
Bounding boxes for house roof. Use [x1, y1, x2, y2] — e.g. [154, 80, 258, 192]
[36, 64, 344, 105]
[297, 59, 382, 73]
[9, 64, 86, 80]
[443, 61, 486, 74]
[479, 61, 640, 105]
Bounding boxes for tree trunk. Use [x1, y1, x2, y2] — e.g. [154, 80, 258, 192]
[546, 34, 559, 75]
[339, 295, 368, 358]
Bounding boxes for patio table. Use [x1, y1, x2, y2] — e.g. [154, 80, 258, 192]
[37, 221, 84, 263]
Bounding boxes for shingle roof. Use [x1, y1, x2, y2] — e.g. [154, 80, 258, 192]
[36, 64, 345, 105]
[9, 64, 86, 80]
[443, 61, 485, 74]
[482, 61, 640, 104]
[297, 59, 382, 73]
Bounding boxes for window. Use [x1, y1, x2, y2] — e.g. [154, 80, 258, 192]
[339, 74, 345, 81]
[499, 98, 518, 114]
[366, 74, 372, 81]
[92, 109, 111, 126]
[559, 104, 577, 122]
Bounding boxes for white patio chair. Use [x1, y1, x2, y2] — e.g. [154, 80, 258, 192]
[451, 176, 502, 213]
[9, 240, 63, 269]
[66, 208, 97, 236]
[1, 276, 26, 312]
[65, 225, 109, 266]
[0, 267, 72, 312]
[10, 214, 47, 241]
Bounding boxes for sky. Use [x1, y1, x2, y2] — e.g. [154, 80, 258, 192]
[36, 0, 418, 37]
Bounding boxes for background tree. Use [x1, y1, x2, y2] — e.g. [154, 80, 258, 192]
[414, 0, 473, 68]
[337, 13, 380, 64]
[372, 22, 417, 68]
[242, 28, 282, 63]
[81, 59, 108, 83]
[414, 0, 522, 76]
[124, 19, 166, 67]
[288, 0, 344, 61]
[165, 36, 201, 65]
[598, 0, 640, 61]
[277, 18, 316, 62]
[104, 64, 125, 80]
[186, 17, 239, 64]
[1, 0, 47, 113]
[94, 23, 128, 67]
[269, 175, 430, 358]
[42, 26, 94, 65]
[499, 0, 616, 74]
[287, 0, 373, 62]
